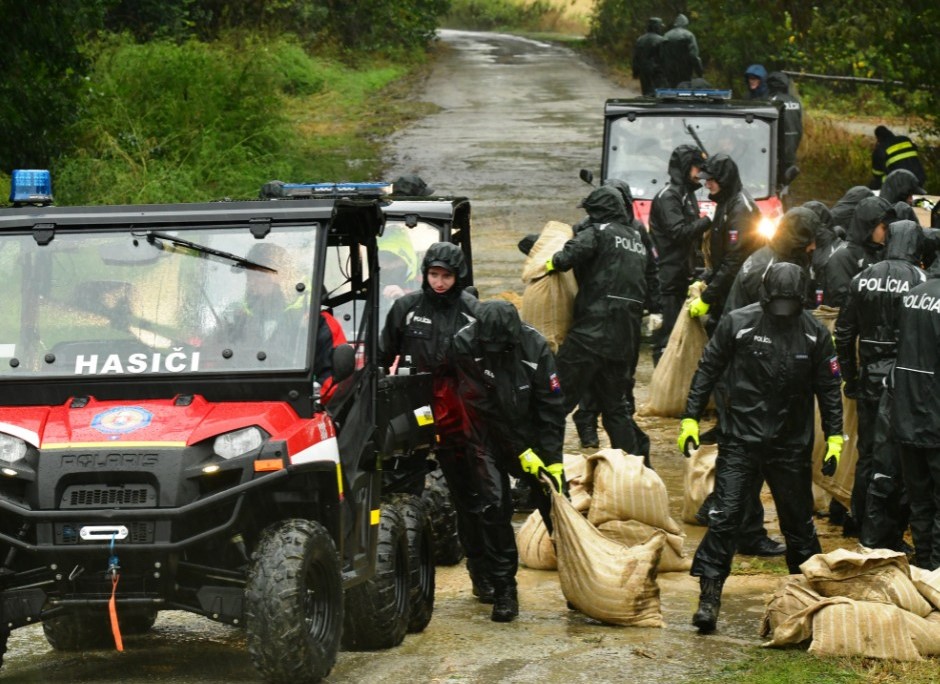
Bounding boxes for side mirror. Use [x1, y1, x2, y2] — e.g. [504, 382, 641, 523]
[332, 343, 356, 383]
[579, 168, 595, 186]
[783, 165, 800, 185]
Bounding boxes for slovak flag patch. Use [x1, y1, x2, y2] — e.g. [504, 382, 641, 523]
[549, 373, 561, 393]
[729, 230, 739, 245]
[829, 357, 841, 378]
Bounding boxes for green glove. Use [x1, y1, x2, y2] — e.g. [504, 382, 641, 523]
[678, 418, 700, 456]
[519, 448, 546, 476]
[689, 297, 710, 318]
[822, 435, 843, 476]
[544, 462, 565, 493]
[545, 258, 555, 273]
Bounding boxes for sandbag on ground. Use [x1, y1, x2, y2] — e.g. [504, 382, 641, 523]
[551, 489, 664, 627]
[640, 281, 708, 418]
[760, 575, 823, 638]
[597, 520, 691, 573]
[681, 443, 717, 525]
[911, 566, 940, 611]
[520, 221, 577, 353]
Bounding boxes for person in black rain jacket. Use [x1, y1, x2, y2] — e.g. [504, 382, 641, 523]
[824, 195, 892, 307]
[679, 262, 843, 632]
[767, 71, 803, 183]
[836, 220, 926, 552]
[632, 17, 667, 96]
[880, 168, 926, 205]
[803, 200, 845, 306]
[869, 125, 927, 192]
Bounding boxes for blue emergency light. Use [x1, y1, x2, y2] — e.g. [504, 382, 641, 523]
[654, 88, 733, 100]
[10, 169, 54, 205]
[261, 180, 393, 199]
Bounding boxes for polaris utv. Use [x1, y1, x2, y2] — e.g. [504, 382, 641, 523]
[0, 184, 437, 682]
[596, 88, 799, 235]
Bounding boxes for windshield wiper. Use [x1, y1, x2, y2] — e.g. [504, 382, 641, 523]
[682, 119, 709, 157]
[135, 230, 277, 273]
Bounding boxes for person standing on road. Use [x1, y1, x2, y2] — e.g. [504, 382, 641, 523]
[835, 220, 926, 552]
[869, 125, 928, 192]
[767, 71, 803, 185]
[744, 64, 768, 99]
[688, 153, 762, 335]
[545, 185, 649, 457]
[649, 144, 711, 364]
[891, 264, 940, 570]
[678, 262, 844, 633]
[824, 195, 892, 308]
[453, 299, 567, 622]
[661, 14, 704, 88]
[632, 17, 667, 96]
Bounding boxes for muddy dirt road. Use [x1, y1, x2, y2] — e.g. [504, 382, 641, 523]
[1, 29, 848, 683]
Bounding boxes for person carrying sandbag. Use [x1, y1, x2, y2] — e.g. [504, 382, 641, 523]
[678, 262, 844, 633]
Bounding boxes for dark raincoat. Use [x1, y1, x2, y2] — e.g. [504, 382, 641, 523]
[803, 200, 845, 306]
[661, 14, 704, 87]
[767, 71, 803, 175]
[824, 195, 892, 307]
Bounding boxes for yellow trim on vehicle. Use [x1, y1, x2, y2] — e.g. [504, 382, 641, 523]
[371, 509, 381, 525]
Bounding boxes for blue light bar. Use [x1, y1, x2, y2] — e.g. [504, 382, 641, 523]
[654, 88, 733, 100]
[261, 180, 393, 199]
[10, 169, 54, 204]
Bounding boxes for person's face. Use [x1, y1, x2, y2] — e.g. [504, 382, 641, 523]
[704, 178, 720, 194]
[747, 76, 761, 91]
[805, 240, 817, 254]
[427, 266, 456, 294]
[871, 223, 887, 245]
[690, 165, 701, 182]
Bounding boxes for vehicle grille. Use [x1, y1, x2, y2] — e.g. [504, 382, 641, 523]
[54, 521, 156, 545]
[60, 484, 157, 509]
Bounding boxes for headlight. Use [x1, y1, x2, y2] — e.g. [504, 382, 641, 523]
[213, 427, 264, 460]
[0, 433, 27, 464]
[757, 216, 778, 240]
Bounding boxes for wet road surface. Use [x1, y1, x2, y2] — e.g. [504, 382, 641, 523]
[2, 29, 835, 682]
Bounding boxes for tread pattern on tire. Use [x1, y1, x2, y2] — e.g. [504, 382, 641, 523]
[387, 493, 435, 633]
[342, 502, 410, 650]
[245, 518, 343, 684]
[422, 468, 464, 566]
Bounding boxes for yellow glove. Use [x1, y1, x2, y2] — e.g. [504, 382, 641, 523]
[545, 462, 565, 493]
[689, 297, 710, 318]
[545, 258, 555, 273]
[519, 448, 546, 476]
[822, 435, 843, 476]
[677, 418, 700, 456]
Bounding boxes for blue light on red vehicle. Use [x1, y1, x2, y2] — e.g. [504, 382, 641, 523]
[9, 169, 54, 205]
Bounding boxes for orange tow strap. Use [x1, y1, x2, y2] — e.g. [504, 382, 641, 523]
[109, 573, 124, 651]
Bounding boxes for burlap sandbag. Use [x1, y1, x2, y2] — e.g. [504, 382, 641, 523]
[552, 489, 664, 627]
[681, 443, 717, 525]
[911, 566, 940, 611]
[640, 281, 709, 418]
[765, 596, 940, 661]
[517, 510, 556, 570]
[584, 448, 682, 534]
[760, 575, 823, 638]
[810, 306, 857, 508]
[800, 548, 934, 617]
[597, 520, 691, 573]
[520, 221, 577, 353]
[564, 452, 591, 513]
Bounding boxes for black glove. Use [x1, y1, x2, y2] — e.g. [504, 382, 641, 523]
[693, 216, 712, 234]
[842, 378, 859, 400]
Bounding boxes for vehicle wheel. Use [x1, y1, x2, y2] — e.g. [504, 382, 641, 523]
[342, 502, 410, 650]
[245, 519, 343, 684]
[387, 493, 435, 633]
[0, 626, 8, 669]
[42, 610, 112, 650]
[422, 468, 464, 565]
[119, 607, 158, 635]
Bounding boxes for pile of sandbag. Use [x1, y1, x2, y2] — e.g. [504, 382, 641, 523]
[809, 306, 858, 509]
[640, 281, 709, 418]
[762, 548, 940, 660]
[519, 221, 578, 353]
[518, 449, 692, 626]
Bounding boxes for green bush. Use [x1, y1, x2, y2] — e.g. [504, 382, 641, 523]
[444, 0, 556, 32]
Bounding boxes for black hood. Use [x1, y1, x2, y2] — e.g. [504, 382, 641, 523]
[766, 71, 790, 94]
[421, 241, 468, 301]
[700, 153, 742, 200]
[847, 195, 892, 246]
[884, 220, 925, 263]
[475, 299, 522, 353]
[580, 185, 628, 224]
[759, 261, 807, 317]
[880, 169, 925, 204]
[667, 144, 707, 190]
[802, 200, 837, 251]
[771, 207, 818, 259]
[830, 185, 874, 231]
[648, 17, 665, 33]
[602, 178, 636, 221]
[673, 13, 689, 28]
[886, 200, 918, 225]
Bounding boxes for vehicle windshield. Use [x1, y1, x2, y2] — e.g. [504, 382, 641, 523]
[606, 114, 774, 200]
[0, 225, 319, 378]
[376, 219, 441, 324]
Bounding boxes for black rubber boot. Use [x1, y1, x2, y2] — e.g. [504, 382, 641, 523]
[471, 575, 495, 604]
[491, 582, 519, 622]
[737, 536, 786, 557]
[692, 577, 725, 633]
[574, 416, 600, 449]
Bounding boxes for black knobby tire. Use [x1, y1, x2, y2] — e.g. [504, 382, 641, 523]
[422, 468, 464, 565]
[119, 607, 158, 635]
[42, 610, 112, 651]
[341, 502, 410, 650]
[245, 519, 343, 684]
[388, 493, 435, 633]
